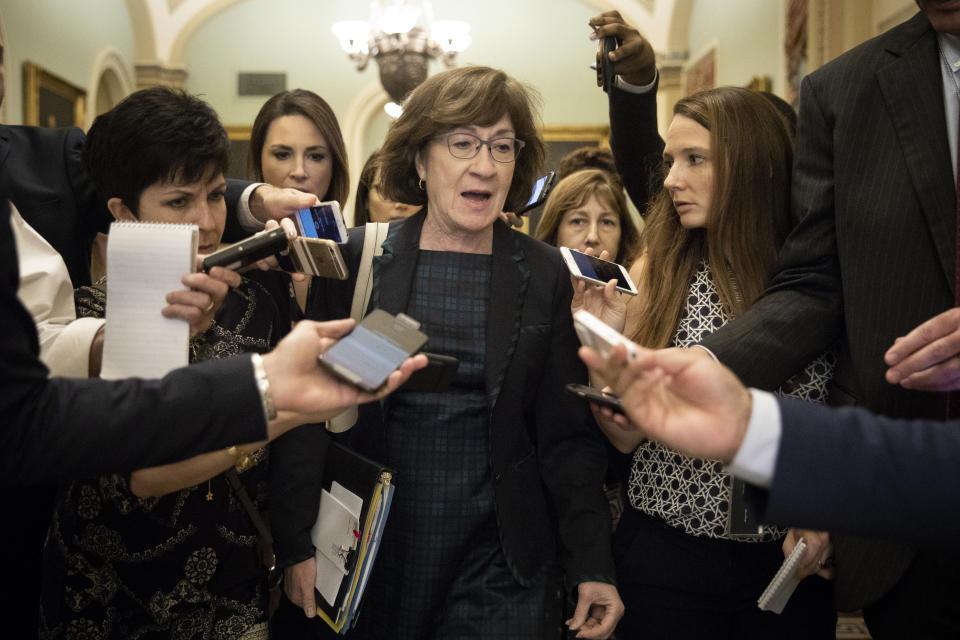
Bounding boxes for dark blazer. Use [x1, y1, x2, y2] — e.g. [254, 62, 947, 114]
[701, 12, 953, 609]
[270, 210, 615, 587]
[0, 125, 112, 288]
[0, 124, 253, 288]
[608, 78, 664, 216]
[760, 397, 960, 548]
[0, 200, 269, 486]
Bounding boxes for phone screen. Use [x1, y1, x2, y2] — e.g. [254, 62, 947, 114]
[526, 175, 548, 207]
[324, 325, 410, 390]
[571, 250, 631, 289]
[296, 205, 343, 243]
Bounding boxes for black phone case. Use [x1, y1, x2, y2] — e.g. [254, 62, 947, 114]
[402, 353, 459, 392]
[202, 228, 288, 272]
[564, 383, 623, 413]
[600, 36, 617, 93]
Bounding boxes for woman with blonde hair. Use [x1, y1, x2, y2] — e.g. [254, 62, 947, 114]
[534, 168, 640, 266]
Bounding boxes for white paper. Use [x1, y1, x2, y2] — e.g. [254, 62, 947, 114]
[101, 222, 198, 379]
[331, 481, 363, 520]
[311, 489, 362, 607]
[314, 551, 346, 607]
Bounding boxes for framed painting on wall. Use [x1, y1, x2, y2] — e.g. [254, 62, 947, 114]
[23, 62, 86, 128]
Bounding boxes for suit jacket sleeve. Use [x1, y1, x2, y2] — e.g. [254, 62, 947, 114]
[758, 397, 960, 547]
[63, 127, 113, 241]
[608, 81, 664, 216]
[0, 205, 268, 486]
[536, 255, 616, 585]
[223, 178, 255, 243]
[700, 74, 844, 389]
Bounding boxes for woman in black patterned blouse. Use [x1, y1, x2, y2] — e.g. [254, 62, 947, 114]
[580, 87, 837, 639]
[40, 88, 288, 640]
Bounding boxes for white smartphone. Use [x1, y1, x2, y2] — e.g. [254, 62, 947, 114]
[560, 247, 638, 296]
[572, 309, 638, 360]
[293, 201, 348, 244]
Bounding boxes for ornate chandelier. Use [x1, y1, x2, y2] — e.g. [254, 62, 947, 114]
[332, 1, 471, 108]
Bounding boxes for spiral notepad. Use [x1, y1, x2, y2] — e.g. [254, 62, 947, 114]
[101, 222, 198, 380]
[757, 537, 807, 614]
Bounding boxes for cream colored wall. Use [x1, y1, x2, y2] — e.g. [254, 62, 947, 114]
[0, 0, 136, 126]
[686, 0, 786, 95]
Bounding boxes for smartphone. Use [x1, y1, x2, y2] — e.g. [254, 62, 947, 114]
[284, 237, 348, 280]
[516, 172, 557, 215]
[560, 246, 638, 295]
[201, 228, 288, 272]
[402, 353, 459, 392]
[564, 383, 623, 414]
[572, 309, 638, 360]
[294, 201, 348, 244]
[596, 35, 618, 93]
[319, 309, 428, 392]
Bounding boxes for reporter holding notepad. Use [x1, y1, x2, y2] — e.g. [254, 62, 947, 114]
[35, 88, 424, 640]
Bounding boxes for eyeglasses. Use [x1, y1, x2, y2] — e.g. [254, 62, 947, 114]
[439, 132, 525, 163]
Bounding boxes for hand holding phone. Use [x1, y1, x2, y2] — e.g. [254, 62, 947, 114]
[319, 309, 429, 392]
[561, 247, 637, 295]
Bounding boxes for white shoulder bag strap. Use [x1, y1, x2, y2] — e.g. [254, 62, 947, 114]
[328, 222, 390, 433]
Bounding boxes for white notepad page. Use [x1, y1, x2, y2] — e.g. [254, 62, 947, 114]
[101, 222, 198, 380]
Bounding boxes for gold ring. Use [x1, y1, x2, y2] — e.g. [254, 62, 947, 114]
[205, 301, 215, 313]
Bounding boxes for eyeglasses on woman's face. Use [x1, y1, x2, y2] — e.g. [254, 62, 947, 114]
[438, 132, 525, 163]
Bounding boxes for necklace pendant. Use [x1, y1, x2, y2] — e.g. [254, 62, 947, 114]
[205, 490, 214, 501]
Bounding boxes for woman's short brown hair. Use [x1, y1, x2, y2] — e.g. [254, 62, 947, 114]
[248, 89, 349, 206]
[534, 169, 640, 264]
[376, 66, 545, 213]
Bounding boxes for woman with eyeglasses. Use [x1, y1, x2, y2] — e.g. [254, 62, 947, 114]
[269, 66, 623, 640]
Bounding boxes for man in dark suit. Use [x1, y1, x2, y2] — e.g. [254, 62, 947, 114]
[578, 343, 960, 549]
[691, 4, 960, 636]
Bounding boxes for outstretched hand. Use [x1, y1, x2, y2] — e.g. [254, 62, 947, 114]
[579, 344, 752, 463]
[261, 319, 428, 434]
[570, 249, 627, 332]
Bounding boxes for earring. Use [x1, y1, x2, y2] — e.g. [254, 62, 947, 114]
[418, 178, 425, 191]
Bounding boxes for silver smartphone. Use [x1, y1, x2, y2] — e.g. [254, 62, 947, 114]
[560, 246, 638, 295]
[293, 201, 349, 244]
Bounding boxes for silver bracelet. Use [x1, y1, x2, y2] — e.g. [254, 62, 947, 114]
[251, 353, 277, 421]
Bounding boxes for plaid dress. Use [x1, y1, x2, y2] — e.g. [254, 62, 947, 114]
[352, 250, 546, 639]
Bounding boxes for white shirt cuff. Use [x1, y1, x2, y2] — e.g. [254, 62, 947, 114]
[691, 344, 719, 363]
[238, 182, 267, 232]
[615, 69, 658, 94]
[44, 317, 106, 378]
[725, 388, 781, 488]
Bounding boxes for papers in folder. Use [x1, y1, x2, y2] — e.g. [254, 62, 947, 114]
[101, 221, 198, 379]
[314, 443, 395, 634]
[758, 537, 807, 614]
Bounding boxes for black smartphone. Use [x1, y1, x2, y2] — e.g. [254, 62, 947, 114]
[516, 172, 557, 215]
[319, 309, 428, 392]
[596, 35, 617, 93]
[293, 201, 348, 244]
[564, 383, 623, 413]
[201, 228, 288, 272]
[402, 353, 459, 392]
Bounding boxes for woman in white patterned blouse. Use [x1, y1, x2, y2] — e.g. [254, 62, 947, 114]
[580, 87, 837, 639]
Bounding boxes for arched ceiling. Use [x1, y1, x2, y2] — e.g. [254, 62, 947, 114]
[126, 0, 693, 68]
